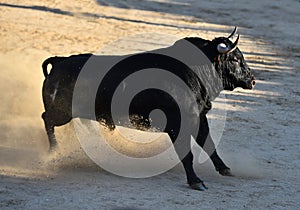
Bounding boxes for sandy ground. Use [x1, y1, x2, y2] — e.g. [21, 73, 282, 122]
[0, 0, 300, 209]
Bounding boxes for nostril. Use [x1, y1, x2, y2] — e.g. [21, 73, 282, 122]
[252, 80, 256, 86]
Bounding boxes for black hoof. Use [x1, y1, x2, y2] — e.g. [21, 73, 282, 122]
[219, 168, 234, 176]
[190, 182, 208, 191]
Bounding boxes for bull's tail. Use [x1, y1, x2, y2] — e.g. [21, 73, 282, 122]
[42, 57, 66, 78]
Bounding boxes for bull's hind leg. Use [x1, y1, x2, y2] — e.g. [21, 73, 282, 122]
[196, 114, 232, 176]
[42, 112, 57, 152]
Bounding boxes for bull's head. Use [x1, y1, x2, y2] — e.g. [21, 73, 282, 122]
[185, 27, 256, 91]
[212, 27, 256, 90]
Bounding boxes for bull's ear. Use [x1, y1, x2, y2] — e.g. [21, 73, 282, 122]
[217, 43, 229, 54]
[217, 34, 240, 54]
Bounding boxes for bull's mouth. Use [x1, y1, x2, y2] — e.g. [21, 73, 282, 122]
[243, 80, 256, 90]
[238, 77, 256, 90]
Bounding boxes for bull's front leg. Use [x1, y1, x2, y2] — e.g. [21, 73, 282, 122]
[196, 114, 233, 176]
[181, 152, 208, 191]
[167, 129, 208, 191]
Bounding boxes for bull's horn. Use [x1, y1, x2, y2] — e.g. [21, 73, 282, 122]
[228, 26, 238, 40]
[217, 34, 240, 54]
[228, 34, 240, 52]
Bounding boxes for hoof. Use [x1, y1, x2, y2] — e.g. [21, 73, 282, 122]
[219, 168, 234, 176]
[48, 144, 57, 153]
[190, 182, 208, 191]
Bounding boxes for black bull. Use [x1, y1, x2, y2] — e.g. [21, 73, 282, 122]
[41, 28, 255, 190]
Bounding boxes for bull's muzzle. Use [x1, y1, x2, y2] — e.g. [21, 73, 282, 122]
[248, 76, 256, 89]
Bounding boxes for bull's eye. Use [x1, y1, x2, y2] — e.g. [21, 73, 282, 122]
[231, 58, 239, 63]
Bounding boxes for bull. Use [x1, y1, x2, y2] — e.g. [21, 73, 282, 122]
[41, 27, 255, 191]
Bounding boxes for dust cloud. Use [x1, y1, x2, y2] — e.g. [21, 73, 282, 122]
[0, 50, 171, 175]
[223, 150, 264, 179]
[0, 50, 51, 174]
